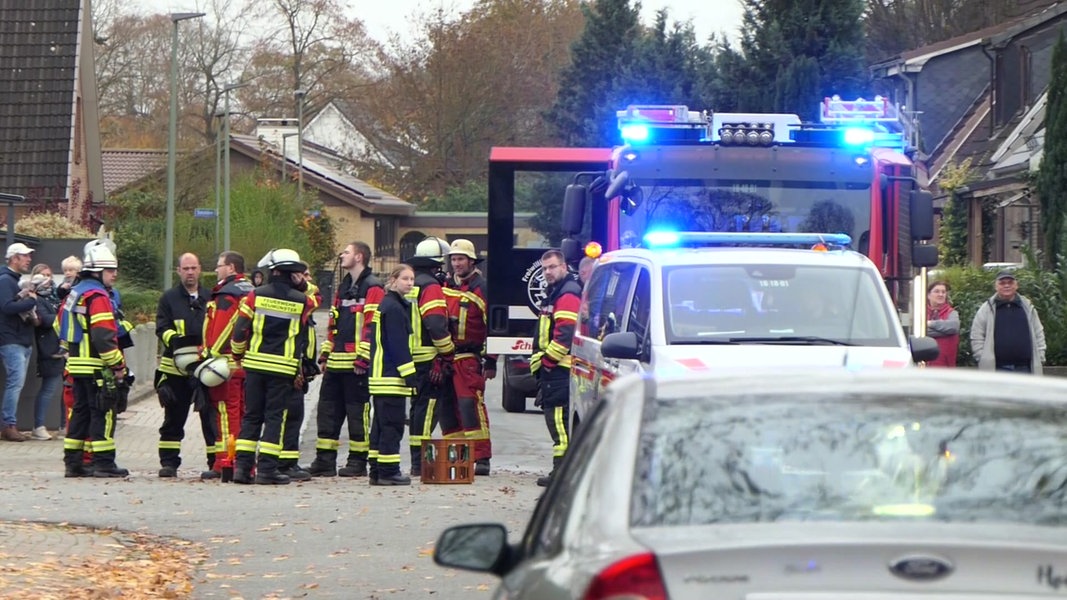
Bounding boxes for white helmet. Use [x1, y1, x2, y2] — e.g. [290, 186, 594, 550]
[82, 239, 118, 272]
[446, 238, 479, 261]
[258, 248, 304, 272]
[412, 237, 447, 264]
[194, 356, 231, 387]
[173, 346, 201, 374]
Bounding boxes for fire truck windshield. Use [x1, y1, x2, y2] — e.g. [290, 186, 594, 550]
[618, 179, 872, 253]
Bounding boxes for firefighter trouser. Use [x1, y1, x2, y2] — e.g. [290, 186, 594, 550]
[279, 384, 305, 469]
[314, 371, 371, 468]
[540, 367, 570, 471]
[370, 394, 406, 478]
[437, 356, 491, 461]
[410, 362, 441, 471]
[158, 375, 217, 470]
[235, 371, 290, 474]
[209, 369, 245, 470]
[64, 377, 119, 469]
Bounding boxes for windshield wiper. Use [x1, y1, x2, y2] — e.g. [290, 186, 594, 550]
[673, 339, 741, 345]
[730, 336, 855, 346]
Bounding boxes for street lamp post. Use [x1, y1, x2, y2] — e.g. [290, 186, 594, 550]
[222, 81, 250, 251]
[214, 110, 224, 254]
[294, 89, 306, 203]
[164, 11, 205, 290]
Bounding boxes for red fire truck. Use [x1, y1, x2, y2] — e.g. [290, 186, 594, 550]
[487, 98, 937, 412]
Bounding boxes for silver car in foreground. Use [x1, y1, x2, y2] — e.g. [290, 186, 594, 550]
[436, 369, 1067, 599]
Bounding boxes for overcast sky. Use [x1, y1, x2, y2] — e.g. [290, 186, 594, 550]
[131, 0, 745, 44]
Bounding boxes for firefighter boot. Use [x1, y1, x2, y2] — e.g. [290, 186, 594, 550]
[308, 450, 337, 477]
[64, 450, 92, 478]
[536, 457, 562, 487]
[278, 460, 312, 481]
[338, 453, 368, 477]
[368, 458, 379, 485]
[201, 453, 220, 480]
[93, 463, 130, 478]
[255, 456, 291, 485]
[233, 453, 255, 485]
[377, 471, 411, 486]
[409, 448, 421, 478]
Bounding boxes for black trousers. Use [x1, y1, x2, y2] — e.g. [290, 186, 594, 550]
[370, 395, 406, 477]
[64, 377, 120, 468]
[410, 362, 442, 465]
[158, 375, 216, 469]
[540, 368, 570, 469]
[314, 371, 371, 465]
[235, 371, 290, 473]
[279, 385, 304, 468]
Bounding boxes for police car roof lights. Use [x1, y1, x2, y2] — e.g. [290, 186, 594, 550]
[643, 231, 852, 250]
[617, 105, 708, 144]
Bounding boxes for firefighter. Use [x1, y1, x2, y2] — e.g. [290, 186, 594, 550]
[230, 249, 316, 485]
[201, 251, 255, 480]
[309, 241, 383, 477]
[404, 237, 455, 476]
[367, 264, 417, 486]
[154, 252, 215, 478]
[59, 240, 130, 478]
[276, 264, 320, 481]
[531, 249, 581, 487]
[440, 239, 494, 476]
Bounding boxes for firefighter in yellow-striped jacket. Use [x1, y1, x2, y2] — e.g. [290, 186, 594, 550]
[367, 264, 417, 486]
[229, 249, 316, 485]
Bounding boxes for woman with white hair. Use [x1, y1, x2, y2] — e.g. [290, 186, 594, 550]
[29, 263, 63, 440]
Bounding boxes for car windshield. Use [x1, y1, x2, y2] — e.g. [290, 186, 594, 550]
[664, 263, 900, 346]
[632, 394, 1067, 527]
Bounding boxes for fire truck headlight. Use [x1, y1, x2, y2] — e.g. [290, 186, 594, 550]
[854, 155, 870, 166]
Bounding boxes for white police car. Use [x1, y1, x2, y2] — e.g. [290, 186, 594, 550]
[569, 232, 939, 431]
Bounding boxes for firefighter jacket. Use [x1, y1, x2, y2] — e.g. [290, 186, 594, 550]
[202, 274, 255, 367]
[530, 278, 581, 374]
[320, 269, 382, 372]
[444, 270, 495, 370]
[230, 276, 316, 377]
[407, 269, 455, 364]
[156, 284, 209, 376]
[368, 289, 417, 396]
[55, 278, 125, 377]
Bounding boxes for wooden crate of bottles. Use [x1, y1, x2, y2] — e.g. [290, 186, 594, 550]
[421, 439, 474, 484]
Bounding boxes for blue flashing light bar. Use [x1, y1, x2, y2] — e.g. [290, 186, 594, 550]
[643, 231, 852, 249]
[620, 124, 650, 142]
[843, 127, 875, 146]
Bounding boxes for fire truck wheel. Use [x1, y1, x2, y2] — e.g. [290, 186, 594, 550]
[502, 372, 527, 413]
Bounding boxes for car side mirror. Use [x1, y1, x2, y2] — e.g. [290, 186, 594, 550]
[910, 335, 940, 364]
[601, 331, 641, 360]
[434, 523, 512, 576]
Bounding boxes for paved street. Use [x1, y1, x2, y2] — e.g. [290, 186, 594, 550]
[0, 372, 550, 599]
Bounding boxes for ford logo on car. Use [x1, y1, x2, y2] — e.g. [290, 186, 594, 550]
[888, 555, 954, 581]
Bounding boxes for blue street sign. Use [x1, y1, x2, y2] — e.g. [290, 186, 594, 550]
[194, 208, 217, 219]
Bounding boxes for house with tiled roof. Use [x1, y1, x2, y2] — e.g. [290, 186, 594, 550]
[871, 1, 1067, 264]
[102, 149, 167, 195]
[0, 0, 103, 225]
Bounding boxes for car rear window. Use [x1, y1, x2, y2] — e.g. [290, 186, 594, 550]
[631, 394, 1067, 527]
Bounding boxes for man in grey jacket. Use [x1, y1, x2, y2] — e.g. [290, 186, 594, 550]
[970, 270, 1045, 374]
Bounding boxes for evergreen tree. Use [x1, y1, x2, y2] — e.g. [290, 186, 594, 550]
[710, 0, 866, 116]
[545, 0, 641, 147]
[1038, 30, 1067, 269]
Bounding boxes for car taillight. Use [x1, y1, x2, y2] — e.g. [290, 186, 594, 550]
[582, 553, 668, 600]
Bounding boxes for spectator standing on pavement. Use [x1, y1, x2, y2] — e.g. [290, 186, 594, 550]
[925, 280, 959, 368]
[532, 249, 582, 487]
[29, 264, 64, 440]
[155, 253, 215, 477]
[201, 251, 254, 479]
[58, 240, 130, 477]
[230, 249, 316, 485]
[0, 242, 37, 442]
[367, 264, 418, 486]
[970, 270, 1045, 374]
[251, 270, 264, 287]
[578, 257, 595, 286]
[440, 239, 495, 476]
[309, 241, 382, 478]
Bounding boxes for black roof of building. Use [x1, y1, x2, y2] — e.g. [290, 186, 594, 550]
[0, 1, 81, 202]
